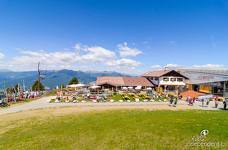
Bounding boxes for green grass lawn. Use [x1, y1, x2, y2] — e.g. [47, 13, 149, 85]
[0, 110, 227, 150]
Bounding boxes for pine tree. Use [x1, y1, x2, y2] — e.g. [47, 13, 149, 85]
[68, 77, 79, 85]
[32, 80, 45, 91]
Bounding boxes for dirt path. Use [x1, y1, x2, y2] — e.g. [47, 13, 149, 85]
[0, 96, 223, 116]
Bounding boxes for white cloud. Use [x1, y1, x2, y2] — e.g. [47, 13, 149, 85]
[11, 46, 116, 70]
[73, 43, 81, 50]
[151, 65, 161, 68]
[11, 50, 77, 70]
[118, 42, 142, 57]
[80, 46, 116, 63]
[8, 43, 141, 73]
[106, 58, 142, 75]
[0, 52, 5, 60]
[164, 64, 181, 68]
[107, 58, 141, 67]
[192, 64, 224, 68]
[149, 64, 225, 70]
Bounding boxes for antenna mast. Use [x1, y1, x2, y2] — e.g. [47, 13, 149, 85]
[38, 62, 41, 95]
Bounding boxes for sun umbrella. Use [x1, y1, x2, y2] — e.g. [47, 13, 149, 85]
[89, 85, 101, 89]
[75, 84, 86, 87]
[146, 87, 152, 90]
[122, 87, 128, 90]
[67, 84, 86, 88]
[135, 86, 142, 90]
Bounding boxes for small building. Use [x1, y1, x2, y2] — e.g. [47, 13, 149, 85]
[96, 76, 153, 91]
[142, 70, 189, 93]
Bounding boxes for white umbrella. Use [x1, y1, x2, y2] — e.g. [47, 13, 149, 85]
[89, 85, 101, 89]
[146, 87, 152, 90]
[122, 87, 128, 90]
[67, 84, 77, 88]
[67, 84, 85, 88]
[135, 86, 142, 90]
[75, 84, 86, 88]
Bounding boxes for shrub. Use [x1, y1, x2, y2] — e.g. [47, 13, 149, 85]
[77, 97, 83, 102]
[50, 99, 56, 103]
[60, 98, 65, 103]
[127, 94, 136, 101]
[24, 99, 30, 102]
[112, 94, 122, 101]
[138, 94, 147, 101]
[123, 95, 130, 101]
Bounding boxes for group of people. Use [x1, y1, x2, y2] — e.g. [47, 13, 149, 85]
[0, 90, 41, 107]
[186, 95, 228, 110]
[6, 91, 40, 103]
[186, 96, 196, 106]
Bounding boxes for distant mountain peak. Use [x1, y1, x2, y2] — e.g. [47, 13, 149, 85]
[0, 69, 127, 89]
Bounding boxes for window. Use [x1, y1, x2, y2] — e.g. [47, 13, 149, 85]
[163, 77, 169, 81]
[171, 78, 176, 82]
[167, 85, 176, 91]
[151, 77, 159, 80]
[177, 78, 183, 82]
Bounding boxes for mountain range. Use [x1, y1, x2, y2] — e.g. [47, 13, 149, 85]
[0, 69, 126, 89]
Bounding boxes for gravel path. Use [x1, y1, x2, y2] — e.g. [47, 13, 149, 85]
[0, 96, 225, 116]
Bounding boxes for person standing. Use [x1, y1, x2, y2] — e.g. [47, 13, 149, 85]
[169, 95, 174, 106]
[224, 99, 227, 110]
[12, 92, 16, 102]
[201, 98, 204, 107]
[173, 96, 178, 107]
[215, 96, 219, 108]
[187, 96, 191, 105]
[192, 97, 196, 105]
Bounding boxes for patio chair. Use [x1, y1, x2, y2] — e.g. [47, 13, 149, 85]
[110, 99, 115, 103]
[73, 100, 78, 103]
[135, 98, 140, 102]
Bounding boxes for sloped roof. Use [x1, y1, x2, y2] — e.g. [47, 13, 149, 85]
[142, 70, 171, 77]
[96, 76, 153, 87]
[96, 76, 124, 86]
[142, 70, 188, 79]
[122, 77, 153, 86]
[179, 69, 228, 84]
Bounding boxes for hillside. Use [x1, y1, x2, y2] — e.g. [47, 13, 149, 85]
[0, 70, 126, 89]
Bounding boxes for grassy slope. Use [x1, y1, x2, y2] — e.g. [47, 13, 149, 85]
[0, 110, 227, 150]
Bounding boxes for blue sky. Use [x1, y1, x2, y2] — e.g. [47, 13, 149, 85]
[0, 0, 228, 74]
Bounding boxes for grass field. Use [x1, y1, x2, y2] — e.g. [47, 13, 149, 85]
[0, 109, 227, 150]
